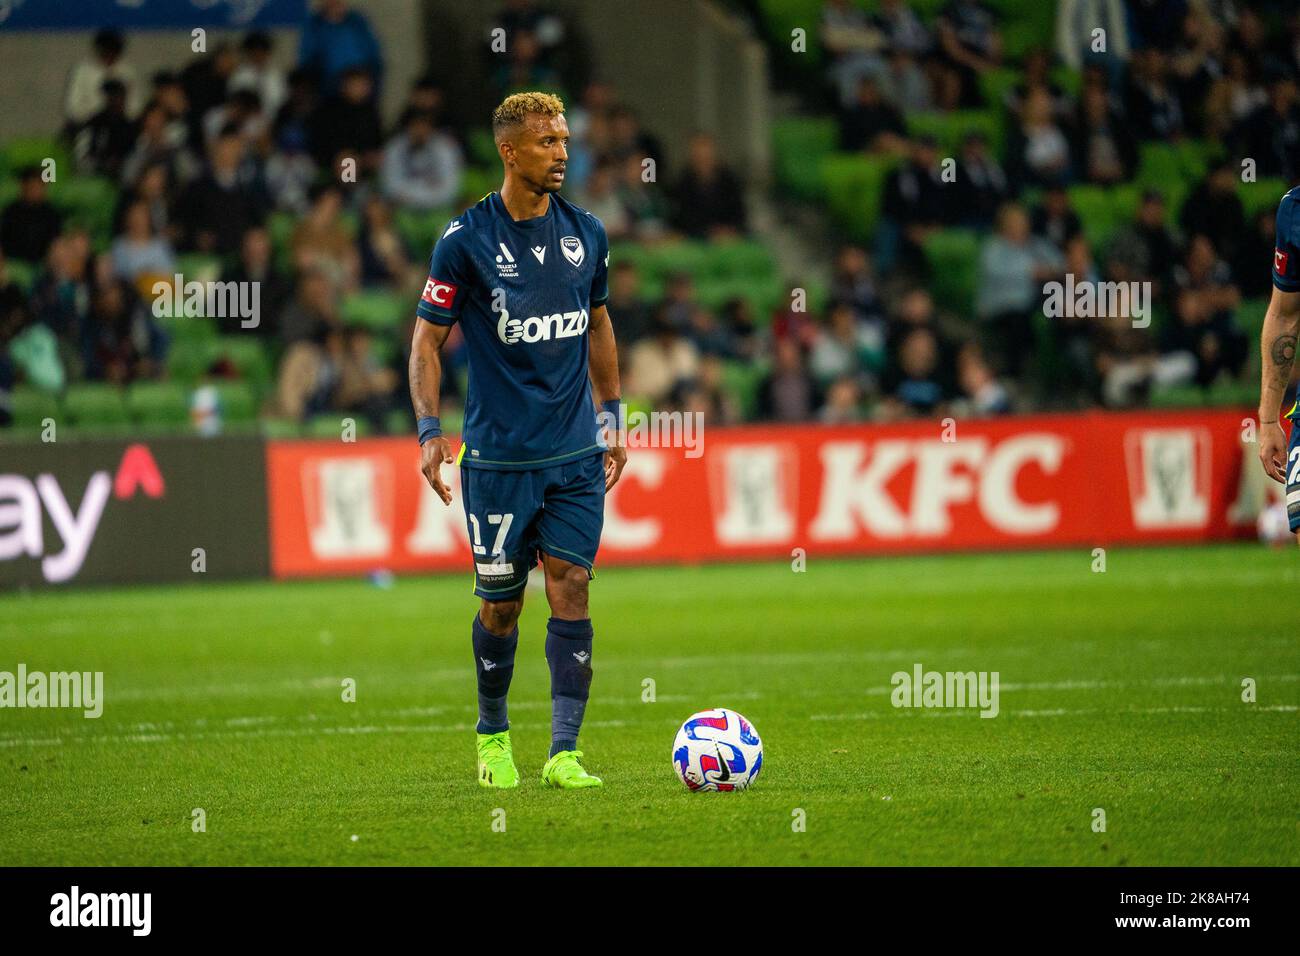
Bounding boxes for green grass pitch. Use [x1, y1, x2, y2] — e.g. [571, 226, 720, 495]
[1, 544, 1296, 866]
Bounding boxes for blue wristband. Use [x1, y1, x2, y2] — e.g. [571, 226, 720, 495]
[417, 416, 442, 445]
[599, 398, 621, 428]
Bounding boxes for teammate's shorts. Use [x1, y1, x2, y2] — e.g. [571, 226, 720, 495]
[460, 451, 606, 600]
[1287, 406, 1300, 532]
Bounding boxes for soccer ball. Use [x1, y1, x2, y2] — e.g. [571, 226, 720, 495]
[671, 708, 763, 792]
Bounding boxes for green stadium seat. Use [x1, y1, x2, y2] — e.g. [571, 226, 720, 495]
[460, 167, 498, 206]
[63, 383, 130, 427]
[266, 210, 297, 272]
[212, 381, 259, 423]
[341, 290, 405, 332]
[820, 153, 899, 243]
[259, 417, 302, 439]
[49, 175, 116, 240]
[395, 206, 452, 254]
[468, 128, 499, 167]
[923, 229, 982, 314]
[386, 408, 413, 436]
[8, 386, 59, 430]
[1068, 183, 1141, 249]
[0, 137, 71, 177]
[126, 380, 191, 429]
[772, 117, 838, 200]
[305, 413, 373, 438]
[211, 336, 273, 392]
[1234, 298, 1269, 339]
[1149, 383, 1209, 409]
[703, 239, 775, 280]
[721, 360, 768, 422]
[167, 337, 218, 383]
[175, 253, 222, 284]
[906, 110, 1004, 158]
[1238, 178, 1289, 222]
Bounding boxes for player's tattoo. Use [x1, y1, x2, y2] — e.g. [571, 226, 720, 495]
[1269, 333, 1297, 369]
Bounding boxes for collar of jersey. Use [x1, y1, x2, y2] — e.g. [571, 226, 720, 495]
[490, 190, 555, 231]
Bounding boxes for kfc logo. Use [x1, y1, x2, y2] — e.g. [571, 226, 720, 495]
[421, 278, 458, 309]
[1275, 248, 1290, 274]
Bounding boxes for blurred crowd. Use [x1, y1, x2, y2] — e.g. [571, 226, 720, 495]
[4, 0, 1299, 433]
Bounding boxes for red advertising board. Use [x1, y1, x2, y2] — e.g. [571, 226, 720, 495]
[264, 410, 1263, 579]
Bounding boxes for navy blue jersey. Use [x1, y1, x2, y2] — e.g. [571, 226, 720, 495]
[1273, 185, 1300, 294]
[417, 191, 609, 470]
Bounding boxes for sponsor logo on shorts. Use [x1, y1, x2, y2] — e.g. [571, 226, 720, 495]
[476, 561, 515, 578]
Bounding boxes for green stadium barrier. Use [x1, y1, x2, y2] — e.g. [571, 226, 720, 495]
[125, 380, 191, 429]
[9, 386, 59, 430]
[63, 383, 131, 427]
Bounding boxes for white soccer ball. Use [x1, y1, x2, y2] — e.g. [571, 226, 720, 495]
[671, 708, 763, 792]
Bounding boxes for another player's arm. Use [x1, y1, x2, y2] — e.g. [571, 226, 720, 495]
[588, 303, 627, 491]
[410, 318, 456, 504]
[1257, 286, 1300, 482]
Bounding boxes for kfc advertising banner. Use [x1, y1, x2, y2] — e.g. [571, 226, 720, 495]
[264, 409, 1261, 580]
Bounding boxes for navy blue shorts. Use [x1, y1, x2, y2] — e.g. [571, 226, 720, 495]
[460, 452, 606, 600]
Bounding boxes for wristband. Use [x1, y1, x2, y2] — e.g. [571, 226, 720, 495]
[417, 416, 442, 445]
[600, 398, 621, 425]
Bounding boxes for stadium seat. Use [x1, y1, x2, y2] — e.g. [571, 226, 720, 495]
[0, 136, 70, 176]
[341, 290, 404, 332]
[8, 386, 59, 430]
[772, 117, 838, 200]
[468, 128, 499, 167]
[4, 257, 39, 293]
[266, 210, 297, 272]
[905, 110, 1003, 158]
[305, 413, 372, 438]
[211, 336, 274, 392]
[395, 206, 452, 254]
[978, 68, 1020, 112]
[923, 229, 981, 314]
[721, 360, 768, 421]
[212, 381, 259, 423]
[703, 239, 775, 280]
[175, 253, 222, 284]
[1235, 298, 1269, 339]
[1238, 178, 1289, 222]
[126, 380, 191, 430]
[167, 337, 218, 383]
[63, 383, 131, 427]
[460, 167, 498, 205]
[49, 175, 116, 240]
[820, 153, 899, 243]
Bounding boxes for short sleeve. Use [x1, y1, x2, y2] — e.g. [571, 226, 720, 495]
[589, 218, 609, 308]
[1272, 191, 1300, 293]
[417, 223, 472, 325]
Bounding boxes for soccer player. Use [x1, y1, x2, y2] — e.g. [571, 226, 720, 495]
[1258, 184, 1300, 539]
[408, 92, 626, 789]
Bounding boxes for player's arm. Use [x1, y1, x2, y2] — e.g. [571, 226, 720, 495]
[1258, 286, 1300, 482]
[588, 303, 627, 491]
[410, 318, 456, 504]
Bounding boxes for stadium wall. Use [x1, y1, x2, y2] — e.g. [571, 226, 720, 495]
[0, 411, 1269, 590]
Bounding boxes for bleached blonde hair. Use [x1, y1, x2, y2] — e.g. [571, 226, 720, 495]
[492, 91, 566, 143]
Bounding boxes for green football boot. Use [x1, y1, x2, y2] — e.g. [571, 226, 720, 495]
[540, 750, 603, 789]
[476, 731, 519, 789]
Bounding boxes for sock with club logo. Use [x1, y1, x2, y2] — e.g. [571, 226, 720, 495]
[472, 613, 518, 734]
[545, 616, 594, 757]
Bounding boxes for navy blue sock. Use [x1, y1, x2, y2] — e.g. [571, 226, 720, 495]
[472, 614, 518, 734]
[545, 617, 593, 757]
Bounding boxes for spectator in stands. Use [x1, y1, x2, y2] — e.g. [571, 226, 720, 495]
[1160, 285, 1246, 388]
[120, 102, 186, 187]
[357, 195, 410, 289]
[180, 43, 240, 150]
[1124, 48, 1186, 141]
[1, 168, 63, 264]
[116, 162, 177, 246]
[1127, 0, 1190, 52]
[230, 31, 288, 120]
[830, 244, 883, 323]
[626, 309, 700, 407]
[684, 305, 735, 359]
[1168, 7, 1226, 137]
[606, 106, 664, 171]
[887, 287, 961, 388]
[1007, 86, 1072, 189]
[488, 29, 561, 101]
[82, 279, 165, 384]
[976, 202, 1064, 377]
[273, 67, 319, 157]
[1072, 81, 1138, 185]
[720, 296, 761, 363]
[679, 355, 742, 426]
[880, 326, 947, 419]
[819, 376, 866, 424]
[1052, 233, 1102, 405]
[1231, 73, 1300, 182]
[1108, 189, 1178, 297]
[877, 47, 932, 114]
[175, 129, 265, 254]
[264, 128, 318, 215]
[291, 183, 360, 291]
[1171, 233, 1241, 329]
[1204, 49, 1267, 141]
[1030, 185, 1083, 251]
[757, 337, 819, 423]
[220, 227, 291, 338]
[872, 0, 931, 56]
[878, 135, 951, 276]
[954, 342, 1012, 416]
[202, 89, 268, 149]
[1235, 209, 1277, 300]
[1055, 0, 1130, 81]
[808, 302, 884, 391]
[30, 230, 93, 355]
[955, 130, 1010, 229]
[334, 327, 399, 428]
[819, 0, 890, 108]
[669, 133, 747, 240]
[577, 160, 631, 240]
[279, 266, 341, 348]
[380, 109, 464, 211]
[64, 29, 140, 130]
[77, 79, 137, 179]
[934, 0, 1003, 110]
[837, 76, 908, 155]
[616, 153, 670, 240]
[308, 66, 383, 174]
[110, 200, 175, 289]
[607, 259, 652, 344]
[1180, 160, 1247, 264]
[299, 0, 384, 97]
[1006, 48, 1073, 123]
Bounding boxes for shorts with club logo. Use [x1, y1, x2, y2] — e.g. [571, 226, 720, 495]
[460, 451, 606, 599]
